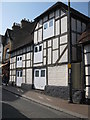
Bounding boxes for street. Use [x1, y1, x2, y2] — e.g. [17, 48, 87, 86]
[2, 88, 78, 119]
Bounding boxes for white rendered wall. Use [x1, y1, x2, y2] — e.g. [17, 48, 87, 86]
[61, 16, 67, 34]
[26, 69, 32, 84]
[48, 65, 68, 86]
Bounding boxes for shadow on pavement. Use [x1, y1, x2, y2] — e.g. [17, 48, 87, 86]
[2, 102, 30, 119]
[2, 85, 29, 102]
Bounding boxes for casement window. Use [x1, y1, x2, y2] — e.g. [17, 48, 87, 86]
[17, 71, 22, 77]
[34, 44, 43, 63]
[44, 23, 48, 30]
[39, 46, 42, 51]
[17, 71, 19, 77]
[35, 70, 39, 77]
[17, 57, 19, 61]
[20, 71, 22, 77]
[43, 18, 54, 40]
[49, 19, 53, 27]
[35, 46, 37, 52]
[41, 70, 45, 77]
[35, 45, 42, 53]
[20, 57, 22, 60]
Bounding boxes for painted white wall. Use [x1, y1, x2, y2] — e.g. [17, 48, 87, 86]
[43, 41, 46, 49]
[26, 60, 30, 67]
[53, 50, 58, 63]
[34, 31, 38, 44]
[26, 53, 30, 60]
[26, 69, 32, 84]
[43, 57, 46, 65]
[38, 28, 42, 43]
[84, 45, 90, 99]
[48, 48, 51, 64]
[61, 16, 67, 34]
[53, 38, 58, 49]
[55, 20, 60, 35]
[59, 48, 68, 63]
[43, 18, 54, 40]
[48, 40, 51, 47]
[22, 54, 25, 60]
[48, 65, 68, 86]
[60, 35, 67, 44]
[85, 54, 90, 65]
[22, 61, 25, 68]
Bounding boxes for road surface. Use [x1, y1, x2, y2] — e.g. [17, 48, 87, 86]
[2, 88, 79, 119]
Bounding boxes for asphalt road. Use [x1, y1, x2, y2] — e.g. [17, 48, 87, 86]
[2, 88, 79, 119]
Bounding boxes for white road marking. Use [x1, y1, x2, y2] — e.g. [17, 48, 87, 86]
[46, 97, 52, 101]
[38, 96, 43, 99]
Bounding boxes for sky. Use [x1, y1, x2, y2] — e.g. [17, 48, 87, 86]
[0, 1, 89, 35]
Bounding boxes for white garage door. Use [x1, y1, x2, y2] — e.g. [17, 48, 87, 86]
[16, 70, 23, 87]
[34, 68, 46, 90]
[84, 45, 90, 99]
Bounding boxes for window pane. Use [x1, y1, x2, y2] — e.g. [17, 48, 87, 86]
[39, 46, 42, 51]
[44, 23, 48, 30]
[41, 70, 45, 77]
[17, 71, 19, 77]
[17, 57, 19, 61]
[20, 57, 22, 60]
[49, 19, 53, 27]
[35, 47, 38, 52]
[20, 71, 22, 77]
[35, 71, 39, 77]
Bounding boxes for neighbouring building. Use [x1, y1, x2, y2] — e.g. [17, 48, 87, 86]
[2, 29, 13, 82]
[0, 35, 3, 84]
[32, 2, 89, 101]
[9, 19, 35, 87]
[0, 35, 3, 64]
[79, 23, 90, 104]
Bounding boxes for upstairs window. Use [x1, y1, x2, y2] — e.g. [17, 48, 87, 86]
[44, 23, 48, 30]
[35, 45, 42, 53]
[49, 19, 53, 27]
[20, 57, 22, 60]
[35, 47, 38, 52]
[39, 46, 42, 51]
[20, 71, 22, 77]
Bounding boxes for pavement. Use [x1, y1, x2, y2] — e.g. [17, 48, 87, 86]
[2, 85, 90, 119]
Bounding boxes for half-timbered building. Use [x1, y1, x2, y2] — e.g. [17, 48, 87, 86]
[33, 2, 89, 100]
[79, 23, 90, 104]
[9, 19, 35, 87]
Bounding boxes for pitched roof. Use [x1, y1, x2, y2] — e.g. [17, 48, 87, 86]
[10, 21, 35, 52]
[78, 23, 90, 44]
[34, 2, 89, 22]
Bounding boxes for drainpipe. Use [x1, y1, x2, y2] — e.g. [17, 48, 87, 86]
[68, 0, 73, 103]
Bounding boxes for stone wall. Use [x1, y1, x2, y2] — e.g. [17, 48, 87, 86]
[45, 85, 69, 100]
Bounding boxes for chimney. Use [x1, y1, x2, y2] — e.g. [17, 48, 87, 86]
[21, 18, 31, 28]
[12, 22, 21, 30]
